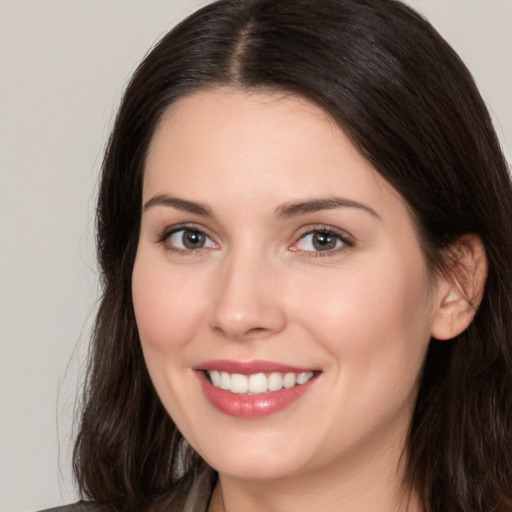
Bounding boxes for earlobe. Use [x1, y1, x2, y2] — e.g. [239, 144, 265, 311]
[430, 234, 487, 341]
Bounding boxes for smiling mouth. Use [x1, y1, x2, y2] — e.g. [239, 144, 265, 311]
[204, 370, 316, 394]
[196, 362, 320, 417]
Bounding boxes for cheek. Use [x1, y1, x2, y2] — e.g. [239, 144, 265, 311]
[291, 249, 434, 385]
[131, 253, 206, 355]
[131, 252, 209, 430]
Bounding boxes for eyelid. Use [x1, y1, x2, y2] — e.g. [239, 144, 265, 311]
[156, 223, 219, 252]
[289, 224, 355, 256]
[154, 222, 354, 256]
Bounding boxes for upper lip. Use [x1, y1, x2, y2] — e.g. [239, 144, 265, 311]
[194, 359, 318, 375]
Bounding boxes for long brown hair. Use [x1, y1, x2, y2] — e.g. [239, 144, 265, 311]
[74, 1, 512, 510]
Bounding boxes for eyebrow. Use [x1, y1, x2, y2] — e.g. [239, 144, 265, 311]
[143, 194, 213, 217]
[143, 193, 380, 220]
[275, 197, 380, 219]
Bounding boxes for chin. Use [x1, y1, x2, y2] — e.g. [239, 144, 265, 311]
[208, 455, 303, 481]
[192, 430, 314, 481]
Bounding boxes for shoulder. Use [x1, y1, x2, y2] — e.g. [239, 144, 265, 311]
[38, 503, 94, 512]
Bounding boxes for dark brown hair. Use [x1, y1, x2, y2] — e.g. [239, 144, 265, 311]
[74, 1, 512, 510]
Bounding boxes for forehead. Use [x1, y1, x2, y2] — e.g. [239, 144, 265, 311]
[146, 88, 344, 171]
[143, 88, 405, 217]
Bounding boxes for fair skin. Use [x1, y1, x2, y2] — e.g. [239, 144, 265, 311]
[132, 89, 480, 512]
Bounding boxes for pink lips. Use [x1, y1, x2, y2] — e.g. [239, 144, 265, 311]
[194, 360, 319, 418]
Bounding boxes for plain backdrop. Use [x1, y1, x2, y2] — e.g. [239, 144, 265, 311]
[0, 1, 510, 511]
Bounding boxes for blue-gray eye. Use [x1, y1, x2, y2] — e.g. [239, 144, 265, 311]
[297, 231, 344, 252]
[169, 229, 215, 250]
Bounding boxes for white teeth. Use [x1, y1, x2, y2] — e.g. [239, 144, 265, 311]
[206, 370, 315, 394]
[268, 372, 283, 391]
[297, 371, 314, 384]
[209, 370, 221, 387]
[220, 371, 231, 390]
[283, 372, 296, 388]
[248, 373, 268, 394]
[230, 373, 248, 393]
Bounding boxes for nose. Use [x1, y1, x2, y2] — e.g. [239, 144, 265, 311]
[209, 249, 287, 341]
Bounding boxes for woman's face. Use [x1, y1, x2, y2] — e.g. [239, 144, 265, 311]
[132, 90, 443, 483]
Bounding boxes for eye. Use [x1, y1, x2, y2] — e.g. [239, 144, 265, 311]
[291, 228, 352, 254]
[167, 228, 217, 251]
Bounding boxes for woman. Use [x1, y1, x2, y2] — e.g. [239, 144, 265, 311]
[46, 0, 512, 510]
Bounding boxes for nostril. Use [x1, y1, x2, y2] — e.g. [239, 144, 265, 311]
[212, 324, 272, 341]
[209, 291, 287, 341]
[244, 327, 272, 339]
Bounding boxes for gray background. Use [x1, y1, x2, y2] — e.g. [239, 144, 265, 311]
[1, 1, 510, 511]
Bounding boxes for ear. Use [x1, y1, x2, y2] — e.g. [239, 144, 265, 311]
[430, 234, 487, 341]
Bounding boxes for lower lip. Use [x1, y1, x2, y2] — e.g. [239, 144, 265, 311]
[196, 371, 316, 418]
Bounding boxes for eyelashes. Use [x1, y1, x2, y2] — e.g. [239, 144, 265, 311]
[168, 228, 217, 251]
[156, 224, 218, 255]
[290, 227, 354, 257]
[156, 224, 354, 258]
